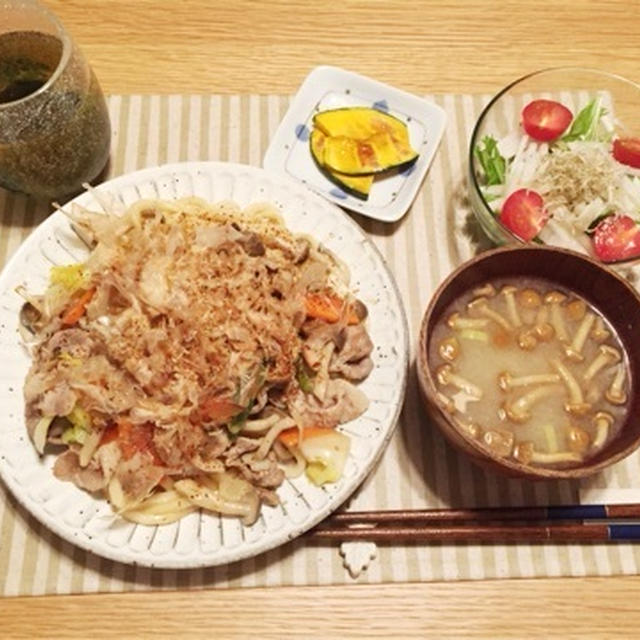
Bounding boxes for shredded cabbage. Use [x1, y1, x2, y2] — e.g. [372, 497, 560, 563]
[67, 405, 91, 431]
[61, 423, 87, 445]
[61, 405, 91, 445]
[50, 264, 88, 290]
[299, 430, 350, 486]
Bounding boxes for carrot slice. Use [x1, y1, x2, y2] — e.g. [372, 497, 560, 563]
[278, 426, 336, 448]
[278, 427, 300, 448]
[304, 292, 360, 325]
[61, 287, 96, 326]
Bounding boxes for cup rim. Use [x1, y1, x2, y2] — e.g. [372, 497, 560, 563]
[467, 66, 640, 266]
[0, 0, 72, 110]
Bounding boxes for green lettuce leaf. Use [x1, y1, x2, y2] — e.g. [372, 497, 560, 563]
[560, 98, 607, 143]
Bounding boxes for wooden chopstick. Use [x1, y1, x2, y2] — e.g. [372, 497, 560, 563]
[308, 503, 640, 544]
[317, 503, 640, 525]
[309, 522, 640, 543]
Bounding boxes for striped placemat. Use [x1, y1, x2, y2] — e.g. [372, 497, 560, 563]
[1, 94, 640, 596]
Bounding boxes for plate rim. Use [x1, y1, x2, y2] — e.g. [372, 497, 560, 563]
[0, 160, 410, 569]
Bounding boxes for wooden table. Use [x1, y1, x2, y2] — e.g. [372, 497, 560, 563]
[4, 1, 640, 637]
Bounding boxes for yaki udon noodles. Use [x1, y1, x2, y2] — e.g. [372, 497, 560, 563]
[21, 197, 374, 525]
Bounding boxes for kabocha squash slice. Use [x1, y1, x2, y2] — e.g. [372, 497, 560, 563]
[367, 130, 418, 171]
[310, 129, 373, 199]
[308, 106, 419, 197]
[330, 172, 373, 199]
[313, 107, 410, 143]
[312, 107, 419, 175]
[321, 132, 418, 176]
[322, 135, 379, 175]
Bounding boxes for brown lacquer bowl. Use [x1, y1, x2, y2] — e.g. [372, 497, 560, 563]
[417, 245, 640, 480]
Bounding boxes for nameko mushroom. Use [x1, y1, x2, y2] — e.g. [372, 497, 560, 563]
[497, 371, 561, 391]
[435, 364, 483, 400]
[517, 288, 542, 310]
[500, 285, 522, 327]
[532, 305, 555, 341]
[446, 312, 490, 330]
[453, 416, 482, 440]
[583, 345, 621, 384]
[551, 359, 592, 416]
[472, 283, 497, 298]
[438, 336, 460, 362]
[544, 291, 569, 343]
[605, 364, 627, 405]
[516, 328, 538, 351]
[567, 424, 591, 454]
[565, 299, 587, 322]
[564, 311, 596, 362]
[503, 384, 564, 423]
[592, 411, 614, 450]
[436, 391, 457, 415]
[466, 297, 512, 331]
[590, 317, 611, 342]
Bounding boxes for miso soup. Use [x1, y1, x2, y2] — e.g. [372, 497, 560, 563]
[428, 278, 630, 468]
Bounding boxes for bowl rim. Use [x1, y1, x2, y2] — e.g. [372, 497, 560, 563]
[467, 66, 640, 267]
[417, 243, 640, 480]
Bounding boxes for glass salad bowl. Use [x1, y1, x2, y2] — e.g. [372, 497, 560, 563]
[468, 68, 640, 265]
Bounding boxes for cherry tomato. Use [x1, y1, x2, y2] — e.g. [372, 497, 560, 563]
[499, 189, 549, 241]
[612, 138, 640, 169]
[593, 214, 640, 263]
[521, 99, 573, 142]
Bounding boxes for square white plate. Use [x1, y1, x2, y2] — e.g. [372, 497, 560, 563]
[263, 65, 446, 222]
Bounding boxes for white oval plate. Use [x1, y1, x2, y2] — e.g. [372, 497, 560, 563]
[0, 162, 408, 568]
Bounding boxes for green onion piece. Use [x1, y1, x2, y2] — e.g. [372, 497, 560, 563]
[296, 358, 314, 393]
[459, 329, 490, 343]
[228, 401, 254, 435]
[474, 135, 506, 186]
